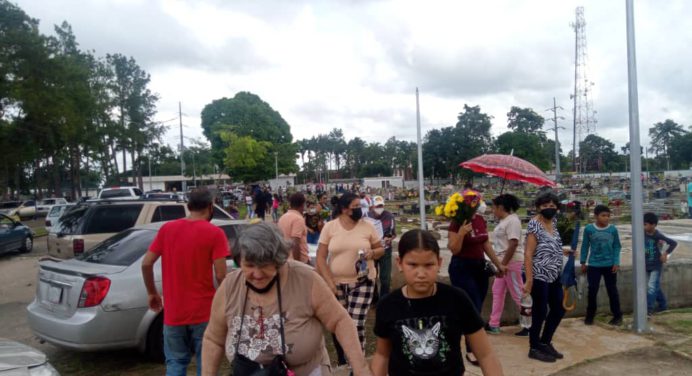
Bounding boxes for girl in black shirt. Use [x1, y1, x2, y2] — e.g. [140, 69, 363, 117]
[371, 229, 504, 375]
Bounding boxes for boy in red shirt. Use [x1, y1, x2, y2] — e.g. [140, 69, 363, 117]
[142, 189, 230, 376]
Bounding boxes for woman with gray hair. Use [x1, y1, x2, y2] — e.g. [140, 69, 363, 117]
[201, 222, 372, 376]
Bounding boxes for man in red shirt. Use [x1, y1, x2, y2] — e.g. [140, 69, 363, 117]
[141, 188, 229, 376]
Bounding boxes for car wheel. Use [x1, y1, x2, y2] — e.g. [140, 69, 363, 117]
[20, 236, 33, 253]
[145, 314, 165, 363]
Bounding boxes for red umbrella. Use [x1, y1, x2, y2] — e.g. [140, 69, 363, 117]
[459, 154, 557, 188]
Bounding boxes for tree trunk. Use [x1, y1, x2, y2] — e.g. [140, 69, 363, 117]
[51, 157, 61, 198]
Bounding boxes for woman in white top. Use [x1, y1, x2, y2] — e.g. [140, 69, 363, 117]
[487, 194, 528, 335]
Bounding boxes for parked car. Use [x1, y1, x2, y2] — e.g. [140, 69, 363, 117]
[0, 338, 60, 375]
[141, 192, 178, 200]
[28, 219, 248, 361]
[48, 200, 235, 259]
[0, 201, 21, 215]
[6, 200, 37, 220]
[96, 186, 143, 200]
[36, 198, 69, 216]
[45, 204, 76, 232]
[0, 214, 33, 255]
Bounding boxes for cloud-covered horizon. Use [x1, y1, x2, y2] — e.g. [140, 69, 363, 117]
[16, 0, 692, 152]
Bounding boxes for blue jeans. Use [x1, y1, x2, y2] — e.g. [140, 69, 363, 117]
[377, 248, 393, 297]
[163, 323, 207, 376]
[647, 268, 667, 313]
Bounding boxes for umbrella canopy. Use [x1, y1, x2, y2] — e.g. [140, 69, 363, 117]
[459, 154, 557, 187]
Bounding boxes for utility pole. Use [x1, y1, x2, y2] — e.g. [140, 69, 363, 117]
[546, 97, 565, 182]
[179, 102, 186, 193]
[148, 153, 152, 191]
[274, 152, 279, 180]
[415, 88, 426, 230]
[625, 0, 648, 333]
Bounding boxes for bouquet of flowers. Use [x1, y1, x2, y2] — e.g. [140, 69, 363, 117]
[434, 191, 480, 225]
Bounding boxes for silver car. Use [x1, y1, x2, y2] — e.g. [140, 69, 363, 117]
[27, 220, 247, 360]
[0, 338, 60, 375]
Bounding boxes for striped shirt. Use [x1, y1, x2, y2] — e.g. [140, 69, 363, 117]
[527, 218, 563, 283]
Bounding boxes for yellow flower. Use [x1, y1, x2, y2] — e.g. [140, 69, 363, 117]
[435, 205, 444, 216]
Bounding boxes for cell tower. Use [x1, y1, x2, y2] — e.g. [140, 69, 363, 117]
[570, 6, 598, 173]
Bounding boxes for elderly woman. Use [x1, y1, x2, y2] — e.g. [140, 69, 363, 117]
[201, 222, 371, 376]
[316, 192, 384, 367]
[523, 192, 566, 363]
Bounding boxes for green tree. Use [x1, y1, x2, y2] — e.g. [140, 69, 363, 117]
[649, 119, 687, 170]
[219, 131, 271, 182]
[201, 92, 297, 181]
[506, 106, 545, 135]
[579, 134, 619, 172]
[495, 131, 553, 171]
[669, 133, 692, 169]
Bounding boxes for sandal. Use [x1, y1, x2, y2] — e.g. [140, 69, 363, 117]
[465, 353, 480, 367]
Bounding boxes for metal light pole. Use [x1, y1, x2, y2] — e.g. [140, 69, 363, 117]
[415, 88, 426, 230]
[625, 0, 648, 333]
[179, 102, 186, 193]
[274, 152, 279, 180]
[148, 154, 152, 191]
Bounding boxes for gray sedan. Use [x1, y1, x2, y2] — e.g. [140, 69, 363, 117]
[27, 219, 246, 360]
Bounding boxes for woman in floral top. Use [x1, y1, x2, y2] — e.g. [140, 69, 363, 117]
[523, 192, 566, 364]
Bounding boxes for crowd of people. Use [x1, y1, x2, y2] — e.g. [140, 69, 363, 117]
[141, 184, 681, 376]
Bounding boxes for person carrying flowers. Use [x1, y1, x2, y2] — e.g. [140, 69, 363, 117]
[440, 190, 505, 367]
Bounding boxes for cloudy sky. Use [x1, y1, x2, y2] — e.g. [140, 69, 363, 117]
[16, 0, 692, 154]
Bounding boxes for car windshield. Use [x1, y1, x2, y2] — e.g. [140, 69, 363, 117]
[0, 202, 21, 209]
[77, 229, 156, 266]
[100, 189, 132, 199]
[55, 205, 89, 235]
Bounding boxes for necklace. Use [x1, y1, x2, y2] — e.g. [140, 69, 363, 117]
[403, 284, 437, 308]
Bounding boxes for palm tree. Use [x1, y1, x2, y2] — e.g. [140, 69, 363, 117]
[649, 119, 687, 170]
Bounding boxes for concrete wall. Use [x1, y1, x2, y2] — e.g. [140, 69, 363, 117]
[389, 257, 692, 325]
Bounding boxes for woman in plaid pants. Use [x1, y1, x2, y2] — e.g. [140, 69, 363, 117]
[316, 192, 384, 368]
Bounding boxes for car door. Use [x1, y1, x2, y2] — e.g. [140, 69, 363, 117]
[0, 215, 12, 252]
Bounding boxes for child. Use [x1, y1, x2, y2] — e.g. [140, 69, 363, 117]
[643, 212, 678, 315]
[371, 229, 503, 376]
[304, 201, 322, 244]
[580, 205, 623, 326]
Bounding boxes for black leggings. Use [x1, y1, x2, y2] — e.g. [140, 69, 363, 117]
[530, 278, 565, 349]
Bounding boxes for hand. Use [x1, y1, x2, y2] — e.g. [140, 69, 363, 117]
[523, 280, 533, 296]
[458, 220, 473, 236]
[365, 248, 375, 260]
[148, 294, 163, 312]
[612, 265, 619, 273]
[384, 236, 393, 247]
[581, 264, 587, 274]
[496, 264, 507, 277]
[660, 254, 668, 264]
[328, 281, 337, 296]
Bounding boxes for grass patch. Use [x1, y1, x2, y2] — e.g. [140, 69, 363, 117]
[33, 228, 48, 237]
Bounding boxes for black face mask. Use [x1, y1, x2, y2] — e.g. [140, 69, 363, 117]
[349, 208, 363, 222]
[540, 208, 558, 220]
[245, 275, 278, 294]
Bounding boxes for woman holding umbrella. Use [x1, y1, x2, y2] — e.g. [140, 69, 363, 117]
[447, 190, 505, 366]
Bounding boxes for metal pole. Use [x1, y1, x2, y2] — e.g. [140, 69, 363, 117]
[553, 97, 561, 182]
[625, 0, 648, 333]
[572, 15, 579, 173]
[275, 152, 279, 180]
[148, 153, 152, 191]
[415, 88, 426, 230]
[179, 102, 186, 193]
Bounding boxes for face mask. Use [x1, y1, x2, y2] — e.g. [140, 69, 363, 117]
[540, 208, 558, 219]
[350, 208, 363, 221]
[478, 201, 487, 214]
[309, 208, 317, 214]
[245, 275, 278, 294]
[374, 208, 384, 215]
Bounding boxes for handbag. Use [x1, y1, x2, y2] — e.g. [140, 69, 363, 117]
[231, 274, 293, 376]
[483, 259, 498, 277]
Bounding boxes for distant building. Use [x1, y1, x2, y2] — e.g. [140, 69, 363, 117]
[362, 176, 404, 189]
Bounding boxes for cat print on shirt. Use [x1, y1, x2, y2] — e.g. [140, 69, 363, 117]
[401, 322, 441, 359]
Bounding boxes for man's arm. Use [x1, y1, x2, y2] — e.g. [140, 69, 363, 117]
[213, 258, 227, 285]
[290, 237, 302, 261]
[141, 251, 162, 312]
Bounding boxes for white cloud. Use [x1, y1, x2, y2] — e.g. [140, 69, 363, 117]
[14, 0, 692, 155]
